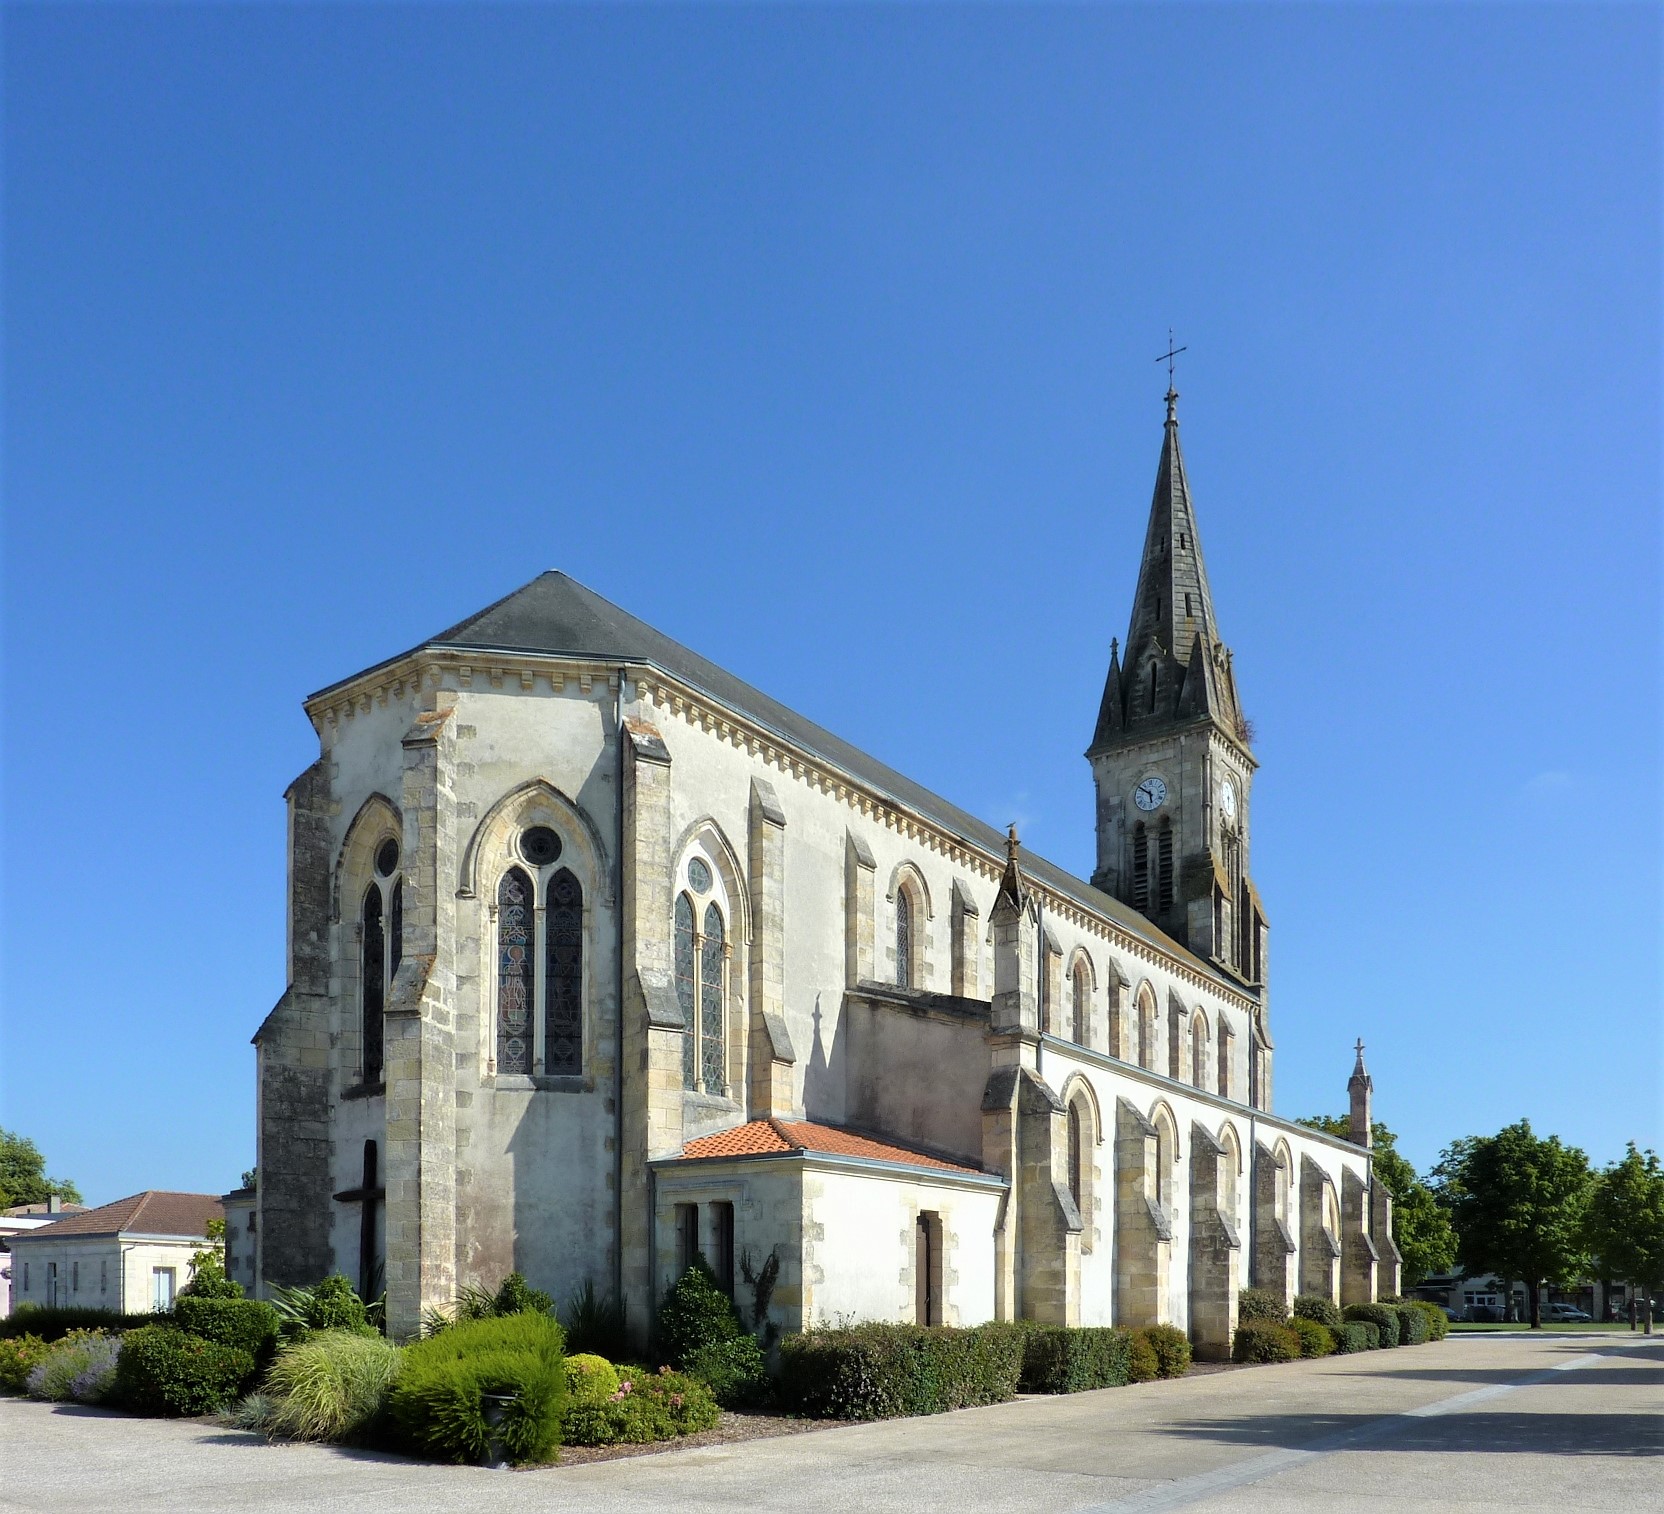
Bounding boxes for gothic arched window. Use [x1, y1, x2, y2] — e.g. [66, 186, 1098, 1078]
[895, 888, 913, 988]
[1192, 1011, 1210, 1089]
[675, 893, 697, 1089]
[700, 903, 726, 1095]
[1071, 959, 1089, 1045]
[1067, 1102, 1083, 1210]
[496, 868, 534, 1075]
[358, 836, 402, 1084]
[545, 867, 584, 1076]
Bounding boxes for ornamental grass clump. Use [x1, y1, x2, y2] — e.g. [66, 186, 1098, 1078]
[263, 1329, 403, 1443]
[1231, 1321, 1300, 1364]
[1342, 1303, 1401, 1348]
[388, 1311, 567, 1465]
[1287, 1317, 1335, 1359]
[268, 1275, 377, 1343]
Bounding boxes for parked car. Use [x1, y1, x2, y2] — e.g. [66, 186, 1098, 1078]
[1544, 1303, 1592, 1322]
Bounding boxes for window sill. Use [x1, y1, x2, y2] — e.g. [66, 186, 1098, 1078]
[492, 1074, 593, 1093]
[342, 1081, 385, 1102]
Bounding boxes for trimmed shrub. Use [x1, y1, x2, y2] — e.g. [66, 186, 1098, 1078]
[1331, 1321, 1378, 1353]
[1231, 1322, 1300, 1364]
[1288, 1317, 1335, 1358]
[1018, 1325, 1133, 1393]
[1236, 1288, 1289, 1324]
[263, 1329, 402, 1443]
[684, 1333, 770, 1408]
[173, 1297, 281, 1364]
[269, 1275, 375, 1342]
[1392, 1305, 1430, 1345]
[1406, 1300, 1449, 1341]
[388, 1312, 567, 1465]
[564, 1353, 620, 1407]
[1292, 1295, 1343, 1330]
[655, 1263, 746, 1368]
[1139, 1324, 1192, 1379]
[114, 1326, 255, 1416]
[0, 1306, 150, 1343]
[27, 1330, 122, 1403]
[778, 1322, 1025, 1420]
[0, 1335, 50, 1394]
[1127, 1331, 1160, 1382]
[562, 1364, 719, 1446]
[1343, 1303, 1401, 1348]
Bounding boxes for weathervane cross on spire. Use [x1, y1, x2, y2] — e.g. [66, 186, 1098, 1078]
[1156, 329, 1187, 390]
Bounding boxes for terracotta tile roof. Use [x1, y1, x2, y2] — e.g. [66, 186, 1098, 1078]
[9, 1191, 223, 1241]
[2, 1202, 89, 1218]
[679, 1119, 983, 1176]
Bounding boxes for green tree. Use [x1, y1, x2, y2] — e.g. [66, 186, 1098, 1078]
[0, 1128, 83, 1209]
[1583, 1144, 1664, 1334]
[1433, 1120, 1592, 1329]
[1296, 1116, 1456, 1286]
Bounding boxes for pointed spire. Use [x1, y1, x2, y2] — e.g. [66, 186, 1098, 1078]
[992, 822, 1030, 919]
[1091, 638, 1124, 746]
[1348, 1039, 1374, 1149]
[1108, 385, 1240, 738]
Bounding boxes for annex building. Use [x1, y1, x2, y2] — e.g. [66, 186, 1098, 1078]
[253, 389, 1400, 1349]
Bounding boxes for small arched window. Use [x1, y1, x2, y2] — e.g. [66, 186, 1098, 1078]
[1191, 1012, 1210, 1089]
[1220, 1127, 1241, 1228]
[496, 868, 535, 1075]
[1067, 1103, 1083, 1210]
[1154, 1111, 1175, 1210]
[1071, 960, 1089, 1044]
[896, 888, 913, 988]
[1137, 986, 1157, 1071]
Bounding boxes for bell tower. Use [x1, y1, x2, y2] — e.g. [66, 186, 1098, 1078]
[1087, 387, 1266, 984]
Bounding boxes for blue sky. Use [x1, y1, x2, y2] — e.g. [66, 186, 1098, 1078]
[3, 3, 1658, 1203]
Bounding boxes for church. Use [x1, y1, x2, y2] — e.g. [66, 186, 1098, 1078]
[252, 388, 1399, 1352]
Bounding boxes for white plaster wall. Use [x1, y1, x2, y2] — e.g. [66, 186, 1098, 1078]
[801, 1167, 1000, 1329]
[9, 1236, 204, 1314]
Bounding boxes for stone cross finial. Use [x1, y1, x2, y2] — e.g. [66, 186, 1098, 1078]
[1355, 1038, 1365, 1058]
[1007, 821, 1020, 856]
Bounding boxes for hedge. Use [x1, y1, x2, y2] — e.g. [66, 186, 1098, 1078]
[779, 1322, 1025, 1420]
[172, 1297, 281, 1364]
[388, 1312, 567, 1465]
[1329, 1321, 1378, 1354]
[1343, 1303, 1401, 1347]
[1287, 1317, 1335, 1358]
[0, 1306, 151, 1343]
[1406, 1300, 1449, 1341]
[1236, 1288, 1289, 1324]
[1017, 1325, 1132, 1393]
[1231, 1322, 1299, 1363]
[1391, 1305, 1430, 1345]
[113, 1325, 255, 1416]
[1292, 1295, 1343, 1330]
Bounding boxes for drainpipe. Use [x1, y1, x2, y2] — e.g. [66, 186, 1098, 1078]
[614, 667, 627, 1311]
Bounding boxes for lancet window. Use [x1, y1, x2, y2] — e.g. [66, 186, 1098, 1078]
[493, 826, 585, 1078]
[360, 837, 403, 1083]
[676, 850, 730, 1096]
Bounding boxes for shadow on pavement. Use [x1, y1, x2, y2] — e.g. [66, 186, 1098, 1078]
[1158, 1410, 1664, 1459]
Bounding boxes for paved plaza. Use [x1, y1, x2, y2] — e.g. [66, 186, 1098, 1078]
[1, 1332, 1659, 1514]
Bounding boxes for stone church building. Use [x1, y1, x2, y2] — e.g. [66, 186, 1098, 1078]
[253, 390, 1399, 1350]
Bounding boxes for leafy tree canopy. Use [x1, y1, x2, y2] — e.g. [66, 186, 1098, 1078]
[1297, 1116, 1456, 1286]
[0, 1127, 83, 1209]
[1431, 1119, 1592, 1328]
[1583, 1143, 1664, 1295]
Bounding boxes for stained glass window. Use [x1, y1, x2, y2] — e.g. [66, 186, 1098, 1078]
[361, 884, 384, 1082]
[522, 826, 562, 867]
[545, 867, 583, 1075]
[496, 868, 534, 1075]
[1067, 1103, 1083, 1210]
[675, 893, 696, 1089]
[375, 838, 399, 878]
[1072, 963, 1088, 1044]
[687, 857, 712, 894]
[895, 889, 912, 988]
[701, 903, 725, 1095]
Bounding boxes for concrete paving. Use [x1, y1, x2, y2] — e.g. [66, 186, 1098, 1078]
[1, 1332, 1658, 1513]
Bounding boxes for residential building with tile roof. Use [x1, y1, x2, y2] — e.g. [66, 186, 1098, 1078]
[252, 392, 1396, 1350]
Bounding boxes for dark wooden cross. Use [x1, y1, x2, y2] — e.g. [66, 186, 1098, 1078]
[1156, 330, 1187, 387]
[333, 1140, 385, 1302]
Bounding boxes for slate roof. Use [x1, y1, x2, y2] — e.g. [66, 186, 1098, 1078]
[678, 1119, 984, 1176]
[321, 570, 1232, 982]
[7, 1191, 222, 1242]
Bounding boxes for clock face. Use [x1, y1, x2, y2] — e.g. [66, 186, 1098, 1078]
[1134, 776, 1167, 812]
[1219, 780, 1238, 820]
